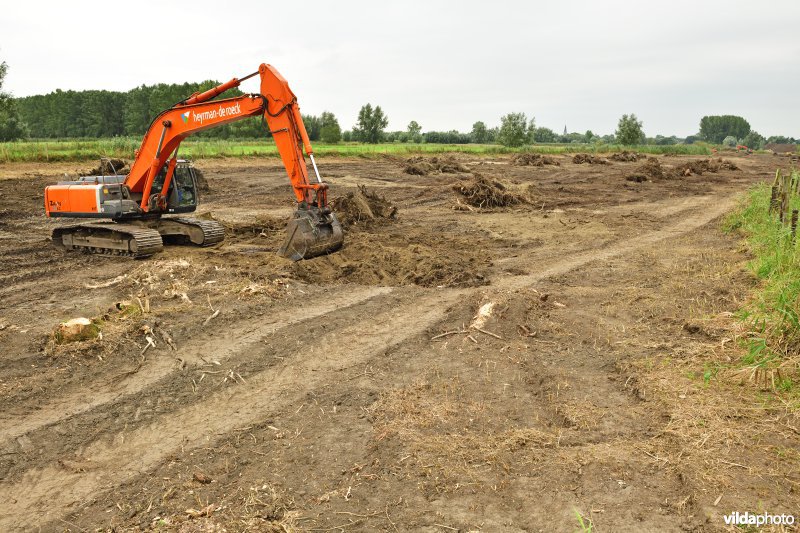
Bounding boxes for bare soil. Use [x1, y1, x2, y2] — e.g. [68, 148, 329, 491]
[0, 152, 798, 532]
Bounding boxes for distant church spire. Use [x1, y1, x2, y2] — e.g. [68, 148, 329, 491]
[563, 125, 567, 135]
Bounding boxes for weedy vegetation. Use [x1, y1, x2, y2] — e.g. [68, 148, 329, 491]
[725, 170, 800, 393]
[0, 138, 711, 163]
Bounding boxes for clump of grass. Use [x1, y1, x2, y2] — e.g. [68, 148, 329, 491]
[573, 509, 593, 532]
[724, 174, 800, 387]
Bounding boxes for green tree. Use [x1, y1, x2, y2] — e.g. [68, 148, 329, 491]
[649, 135, 678, 145]
[766, 135, 797, 145]
[123, 85, 154, 136]
[353, 103, 389, 144]
[532, 127, 557, 143]
[320, 111, 341, 143]
[0, 61, 28, 141]
[497, 112, 528, 147]
[301, 114, 322, 141]
[742, 131, 765, 149]
[407, 120, 422, 143]
[470, 121, 489, 144]
[699, 115, 750, 144]
[526, 117, 537, 143]
[615, 114, 645, 145]
[722, 135, 738, 147]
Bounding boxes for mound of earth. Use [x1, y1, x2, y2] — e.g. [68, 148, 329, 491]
[629, 157, 666, 180]
[193, 167, 210, 191]
[453, 173, 529, 208]
[81, 159, 128, 176]
[403, 156, 469, 175]
[609, 151, 642, 162]
[289, 229, 489, 288]
[511, 153, 560, 167]
[214, 203, 483, 288]
[675, 158, 740, 176]
[572, 153, 609, 165]
[333, 185, 398, 227]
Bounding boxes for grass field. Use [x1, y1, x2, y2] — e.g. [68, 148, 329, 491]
[0, 138, 713, 162]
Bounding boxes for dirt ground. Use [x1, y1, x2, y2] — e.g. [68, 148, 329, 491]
[0, 152, 798, 532]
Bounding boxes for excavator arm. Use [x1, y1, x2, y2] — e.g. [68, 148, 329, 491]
[127, 64, 328, 213]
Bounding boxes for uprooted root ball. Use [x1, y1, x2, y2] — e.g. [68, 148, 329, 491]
[403, 156, 470, 175]
[609, 151, 642, 162]
[634, 157, 666, 180]
[81, 159, 128, 176]
[675, 158, 740, 176]
[572, 153, 609, 165]
[511, 153, 560, 167]
[333, 185, 398, 227]
[453, 173, 529, 208]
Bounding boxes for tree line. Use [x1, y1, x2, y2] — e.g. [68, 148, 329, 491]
[0, 61, 797, 148]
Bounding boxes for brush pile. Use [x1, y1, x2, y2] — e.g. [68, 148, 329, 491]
[403, 156, 470, 175]
[333, 185, 398, 227]
[675, 158, 740, 176]
[637, 157, 666, 179]
[572, 153, 609, 165]
[81, 159, 128, 176]
[609, 151, 642, 162]
[453, 173, 529, 208]
[511, 153, 560, 167]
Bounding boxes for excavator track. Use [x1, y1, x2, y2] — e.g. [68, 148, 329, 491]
[169, 217, 225, 246]
[52, 223, 164, 258]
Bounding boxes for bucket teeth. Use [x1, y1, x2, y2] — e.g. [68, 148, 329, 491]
[278, 206, 344, 261]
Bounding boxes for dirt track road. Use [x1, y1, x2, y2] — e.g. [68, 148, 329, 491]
[1, 153, 797, 532]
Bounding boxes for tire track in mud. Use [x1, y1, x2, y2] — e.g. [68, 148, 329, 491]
[0, 192, 739, 530]
[0, 286, 392, 448]
[495, 194, 738, 291]
[2, 288, 463, 530]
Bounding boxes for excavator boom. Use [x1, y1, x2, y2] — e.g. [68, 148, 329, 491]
[44, 63, 343, 260]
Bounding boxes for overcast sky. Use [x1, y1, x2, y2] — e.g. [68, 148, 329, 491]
[2, 0, 799, 137]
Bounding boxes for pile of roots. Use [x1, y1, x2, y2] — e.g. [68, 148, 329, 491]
[625, 156, 741, 182]
[609, 151, 642, 162]
[625, 157, 665, 182]
[289, 229, 490, 288]
[403, 156, 470, 175]
[453, 173, 529, 208]
[81, 158, 128, 176]
[675, 158, 740, 176]
[511, 153, 560, 167]
[333, 185, 398, 227]
[572, 153, 609, 165]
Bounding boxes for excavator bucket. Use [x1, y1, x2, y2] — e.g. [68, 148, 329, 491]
[278, 206, 344, 261]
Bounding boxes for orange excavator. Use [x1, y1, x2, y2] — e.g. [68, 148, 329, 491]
[44, 63, 343, 260]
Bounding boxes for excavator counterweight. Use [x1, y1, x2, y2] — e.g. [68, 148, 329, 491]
[44, 64, 343, 261]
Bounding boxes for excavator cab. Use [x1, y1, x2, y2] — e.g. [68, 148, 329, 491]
[150, 160, 199, 213]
